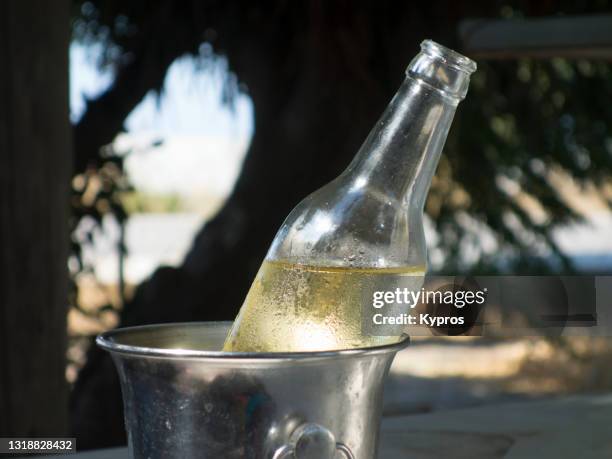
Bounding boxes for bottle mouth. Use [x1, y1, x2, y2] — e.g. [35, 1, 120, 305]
[420, 40, 477, 74]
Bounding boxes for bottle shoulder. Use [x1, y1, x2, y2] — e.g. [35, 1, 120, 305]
[267, 179, 427, 269]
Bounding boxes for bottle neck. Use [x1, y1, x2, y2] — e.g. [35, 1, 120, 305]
[343, 42, 474, 208]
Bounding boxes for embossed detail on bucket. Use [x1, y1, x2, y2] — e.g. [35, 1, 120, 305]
[272, 422, 355, 458]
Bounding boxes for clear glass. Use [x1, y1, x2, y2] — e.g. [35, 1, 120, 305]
[225, 40, 476, 352]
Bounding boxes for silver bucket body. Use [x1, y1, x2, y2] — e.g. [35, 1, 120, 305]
[97, 322, 409, 459]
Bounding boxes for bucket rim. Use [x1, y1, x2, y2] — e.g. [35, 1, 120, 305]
[96, 321, 410, 361]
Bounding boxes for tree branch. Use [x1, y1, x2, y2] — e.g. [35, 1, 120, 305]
[72, 1, 202, 172]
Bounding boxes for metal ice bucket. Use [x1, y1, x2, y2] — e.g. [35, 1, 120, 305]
[97, 322, 409, 459]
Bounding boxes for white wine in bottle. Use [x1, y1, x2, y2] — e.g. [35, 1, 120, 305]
[224, 40, 476, 352]
[224, 261, 425, 352]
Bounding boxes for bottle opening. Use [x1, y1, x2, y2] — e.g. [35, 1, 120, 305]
[420, 40, 477, 74]
[406, 39, 477, 100]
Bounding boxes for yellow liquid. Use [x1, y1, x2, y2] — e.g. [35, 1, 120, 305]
[223, 260, 425, 352]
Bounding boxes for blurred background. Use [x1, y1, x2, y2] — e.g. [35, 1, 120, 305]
[2, 0, 612, 452]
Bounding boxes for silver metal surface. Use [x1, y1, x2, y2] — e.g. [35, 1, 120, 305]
[97, 322, 409, 459]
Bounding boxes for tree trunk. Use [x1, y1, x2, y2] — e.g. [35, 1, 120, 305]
[0, 0, 71, 437]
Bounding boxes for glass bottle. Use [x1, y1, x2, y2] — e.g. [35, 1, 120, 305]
[224, 40, 476, 352]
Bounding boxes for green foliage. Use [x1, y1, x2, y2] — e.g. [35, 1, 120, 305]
[120, 191, 184, 214]
[433, 58, 612, 273]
